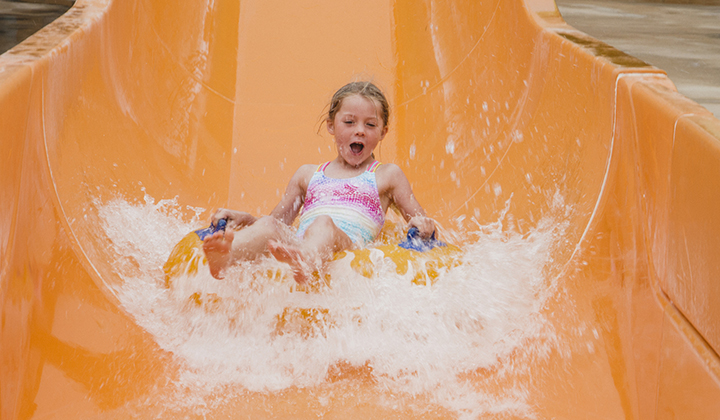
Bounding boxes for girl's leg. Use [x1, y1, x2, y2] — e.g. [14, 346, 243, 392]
[268, 215, 352, 284]
[203, 216, 282, 278]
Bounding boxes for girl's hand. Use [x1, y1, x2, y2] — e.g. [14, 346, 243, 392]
[408, 216, 436, 239]
[210, 208, 257, 230]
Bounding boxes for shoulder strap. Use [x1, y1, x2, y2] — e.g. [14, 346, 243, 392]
[317, 162, 331, 172]
[366, 160, 382, 172]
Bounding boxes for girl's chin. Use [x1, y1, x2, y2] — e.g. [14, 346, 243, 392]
[341, 154, 369, 166]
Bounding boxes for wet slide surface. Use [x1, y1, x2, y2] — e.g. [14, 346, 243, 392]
[2, 0, 720, 418]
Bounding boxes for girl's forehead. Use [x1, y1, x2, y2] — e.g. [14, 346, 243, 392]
[337, 94, 381, 115]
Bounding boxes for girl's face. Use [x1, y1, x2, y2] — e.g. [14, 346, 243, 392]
[327, 94, 388, 168]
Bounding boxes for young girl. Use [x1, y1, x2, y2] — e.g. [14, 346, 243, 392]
[203, 81, 436, 283]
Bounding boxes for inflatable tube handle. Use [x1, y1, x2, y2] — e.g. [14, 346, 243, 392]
[398, 227, 446, 252]
[194, 218, 227, 240]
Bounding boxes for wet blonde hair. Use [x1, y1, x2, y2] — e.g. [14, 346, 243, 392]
[327, 81, 390, 128]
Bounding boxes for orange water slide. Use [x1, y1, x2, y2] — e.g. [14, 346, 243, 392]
[2, 0, 720, 418]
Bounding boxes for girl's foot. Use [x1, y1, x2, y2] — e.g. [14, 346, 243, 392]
[268, 240, 313, 284]
[202, 229, 235, 279]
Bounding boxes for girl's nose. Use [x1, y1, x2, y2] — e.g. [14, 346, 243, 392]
[355, 125, 365, 135]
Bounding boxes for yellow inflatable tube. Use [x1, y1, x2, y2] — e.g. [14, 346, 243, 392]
[163, 222, 462, 288]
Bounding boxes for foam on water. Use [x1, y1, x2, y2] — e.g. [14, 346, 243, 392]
[97, 193, 570, 419]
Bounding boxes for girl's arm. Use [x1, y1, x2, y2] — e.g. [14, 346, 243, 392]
[209, 165, 313, 229]
[269, 164, 315, 225]
[379, 164, 437, 237]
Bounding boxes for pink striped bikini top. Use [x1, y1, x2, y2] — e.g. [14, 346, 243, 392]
[297, 161, 385, 244]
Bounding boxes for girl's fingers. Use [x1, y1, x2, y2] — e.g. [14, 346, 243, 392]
[211, 208, 234, 227]
[211, 209, 254, 230]
[409, 216, 436, 238]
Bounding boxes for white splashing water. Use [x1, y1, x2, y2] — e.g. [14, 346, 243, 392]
[97, 193, 570, 419]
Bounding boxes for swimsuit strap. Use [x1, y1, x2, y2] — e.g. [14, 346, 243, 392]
[316, 162, 331, 172]
[366, 160, 382, 172]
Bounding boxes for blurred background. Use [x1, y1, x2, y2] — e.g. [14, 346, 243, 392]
[556, 0, 720, 118]
[0, 0, 72, 53]
[0, 0, 717, 117]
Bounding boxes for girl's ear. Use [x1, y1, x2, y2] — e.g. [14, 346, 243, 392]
[380, 125, 388, 140]
[326, 119, 335, 135]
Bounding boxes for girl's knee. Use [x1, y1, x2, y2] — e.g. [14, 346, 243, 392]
[306, 216, 352, 251]
[254, 215, 277, 226]
[253, 216, 281, 237]
[309, 215, 335, 229]
[306, 216, 342, 237]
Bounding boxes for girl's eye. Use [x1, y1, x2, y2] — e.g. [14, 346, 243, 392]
[344, 121, 353, 125]
[367, 123, 376, 128]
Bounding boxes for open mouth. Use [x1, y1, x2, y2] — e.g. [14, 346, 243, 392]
[350, 142, 364, 154]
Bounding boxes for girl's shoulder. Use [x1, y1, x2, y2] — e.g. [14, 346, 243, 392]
[375, 162, 404, 177]
[293, 163, 322, 176]
[375, 162, 410, 189]
[297, 163, 320, 174]
[288, 164, 321, 189]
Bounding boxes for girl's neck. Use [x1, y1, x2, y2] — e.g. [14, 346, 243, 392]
[326, 156, 375, 178]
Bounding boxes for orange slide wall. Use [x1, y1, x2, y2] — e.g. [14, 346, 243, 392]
[2, 0, 720, 418]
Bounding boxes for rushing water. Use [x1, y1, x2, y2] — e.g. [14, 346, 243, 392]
[97, 193, 571, 419]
